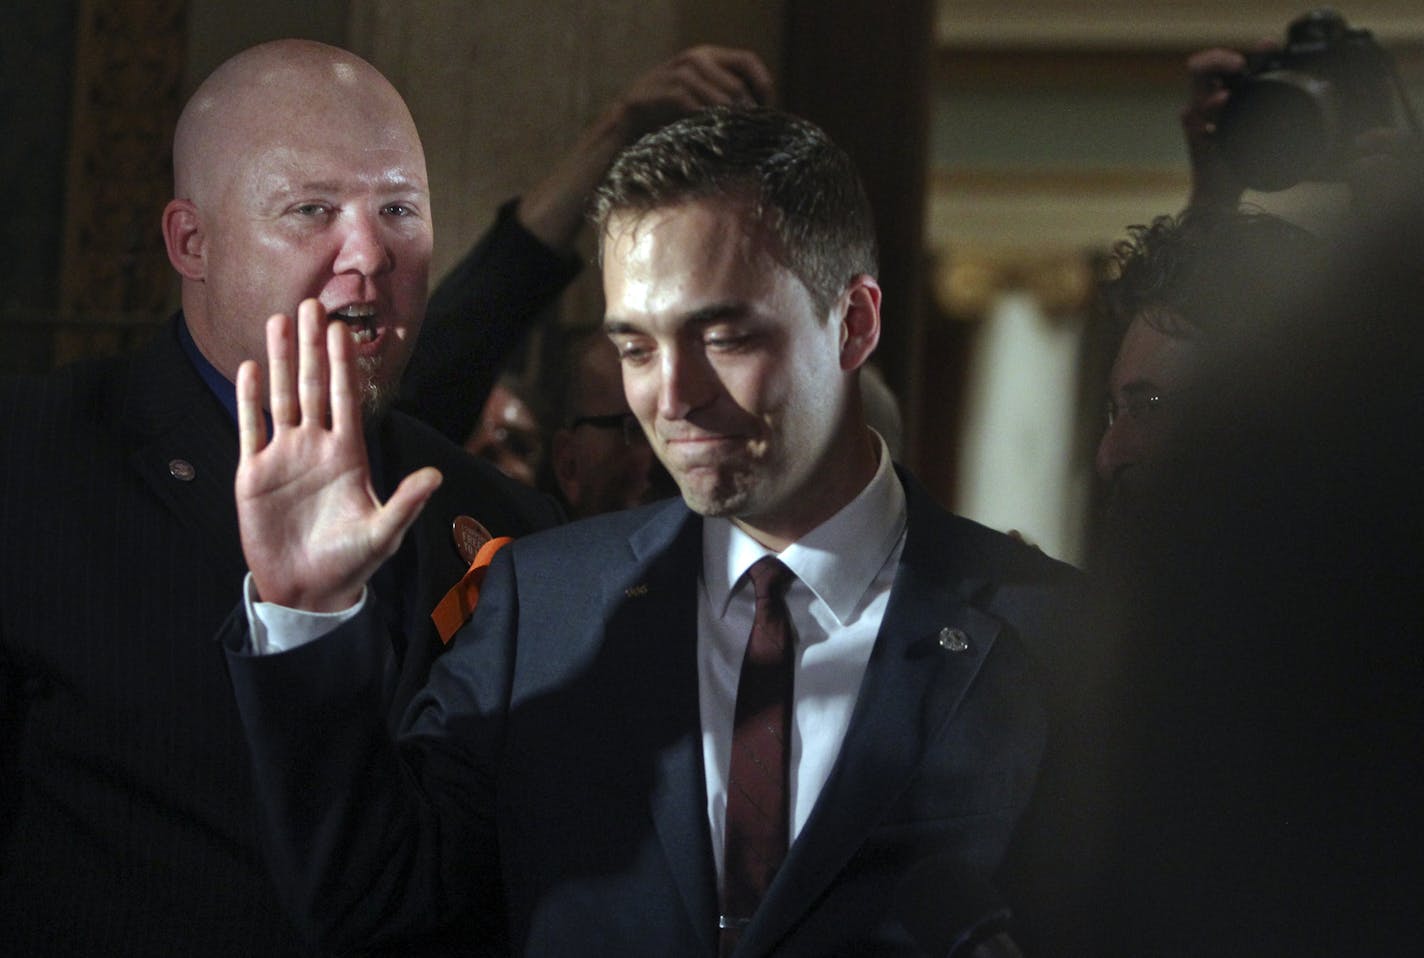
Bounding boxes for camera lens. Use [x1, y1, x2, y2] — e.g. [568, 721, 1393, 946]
[1217, 72, 1335, 191]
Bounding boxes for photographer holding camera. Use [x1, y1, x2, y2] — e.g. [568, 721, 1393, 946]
[1181, 9, 1421, 216]
[1046, 16, 1424, 956]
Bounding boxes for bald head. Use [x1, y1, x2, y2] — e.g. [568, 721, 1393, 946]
[164, 39, 433, 410]
[173, 40, 423, 206]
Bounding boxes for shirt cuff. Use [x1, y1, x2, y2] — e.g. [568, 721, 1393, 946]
[243, 573, 367, 655]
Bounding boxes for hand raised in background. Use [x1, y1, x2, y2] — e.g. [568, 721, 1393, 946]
[235, 298, 442, 612]
[608, 44, 774, 140]
[518, 45, 774, 250]
[1181, 46, 1265, 209]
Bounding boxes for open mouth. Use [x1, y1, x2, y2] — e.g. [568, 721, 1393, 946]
[329, 304, 378, 345]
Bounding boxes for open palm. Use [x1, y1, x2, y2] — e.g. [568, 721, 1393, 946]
[235, 299, 441, 612]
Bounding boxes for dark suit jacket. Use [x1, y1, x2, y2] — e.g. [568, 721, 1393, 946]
[227, 470, 1083, 956]
[0, 316, 561, 957]
[397, 198, 580, 444]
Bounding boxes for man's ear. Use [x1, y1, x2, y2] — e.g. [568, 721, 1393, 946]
[162, 199, 206, 281]
[838, 274, 882, 372]
[550, 427, 581, 508]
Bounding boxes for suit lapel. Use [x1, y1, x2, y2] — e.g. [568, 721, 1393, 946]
[385, 482, 462, 716]
[743, 475, 1005, 954]
[122, 318, 247, 584]
[374, 418, 472, 716]
[620, 504, 720, 957]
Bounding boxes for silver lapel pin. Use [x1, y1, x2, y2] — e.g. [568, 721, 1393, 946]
[937, 627, 970, 652]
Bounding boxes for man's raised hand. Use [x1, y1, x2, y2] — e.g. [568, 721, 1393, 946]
[235, 298, 441, 612]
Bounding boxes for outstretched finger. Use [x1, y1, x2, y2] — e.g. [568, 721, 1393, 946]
[1186, 48, 1246, 101]
[328, 313, 362, 437]
[235, 359, 267, 460]
[296, 298, 330, 428]
[266, 313, 298, 429]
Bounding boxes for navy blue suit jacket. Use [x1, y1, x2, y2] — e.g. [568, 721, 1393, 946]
[227, 471, 1082, 956]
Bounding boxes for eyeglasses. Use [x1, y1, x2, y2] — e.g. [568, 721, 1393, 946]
[570, 412, 645, 446]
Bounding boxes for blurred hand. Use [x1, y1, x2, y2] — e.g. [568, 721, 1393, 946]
[235, 299, 441, 612]
[517, 45, 774, 249]
[609, 45, 774, 142]
[1181, 47, 1252, 208]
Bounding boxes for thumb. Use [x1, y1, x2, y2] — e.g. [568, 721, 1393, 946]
[369, 467, 443, 560]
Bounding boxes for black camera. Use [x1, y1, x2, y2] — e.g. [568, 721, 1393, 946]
[1215, 8, 1397, 191]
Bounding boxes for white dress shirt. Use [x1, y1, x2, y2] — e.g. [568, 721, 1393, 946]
[698, 437, 907, 883]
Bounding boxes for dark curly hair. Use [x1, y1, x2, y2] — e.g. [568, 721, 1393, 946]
[1101, 207, 1328, 340]
[591, 106, 878, 314]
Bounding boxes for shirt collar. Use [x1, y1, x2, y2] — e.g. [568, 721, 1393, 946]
[704, 431, 907, 624]
[178, 313, 242, 428]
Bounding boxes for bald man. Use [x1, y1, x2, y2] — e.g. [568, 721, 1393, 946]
[0, 40, 560, 956]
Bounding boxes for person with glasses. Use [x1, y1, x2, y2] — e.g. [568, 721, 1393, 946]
[549, 327, 676, 517]
[1067, 188, 1424, 957]
[1095, 207, 1327, 514]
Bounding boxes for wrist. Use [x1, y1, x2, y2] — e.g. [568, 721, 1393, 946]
[251, 577, 363, 615]
[517, 110, 629, 251]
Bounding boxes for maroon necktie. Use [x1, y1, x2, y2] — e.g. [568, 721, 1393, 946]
[720, 556, 795, 957]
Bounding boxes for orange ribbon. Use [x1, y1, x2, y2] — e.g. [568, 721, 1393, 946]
[431, 536, 513, 644]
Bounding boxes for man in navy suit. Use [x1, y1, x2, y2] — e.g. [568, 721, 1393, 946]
[227, 107, 1079, 956]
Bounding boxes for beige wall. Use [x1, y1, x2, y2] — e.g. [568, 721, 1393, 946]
[348, 0, 785, 294]
[184, 0, 349, 94]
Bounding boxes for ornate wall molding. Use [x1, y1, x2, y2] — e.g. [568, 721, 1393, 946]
[926, 167, 1191, 280]
[931, 243, 1098, 322]
[936, 1, 1424, 49]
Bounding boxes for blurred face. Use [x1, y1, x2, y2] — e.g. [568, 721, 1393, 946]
[603, 199, 878, 549]
[1096, 313, 1202, 505]
[189, 90, 431, 412]
[465, 383, 543, 487]
[552, 338, 672, 518]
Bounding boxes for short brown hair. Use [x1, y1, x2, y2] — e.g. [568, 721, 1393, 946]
[592, 106, 878, 313]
